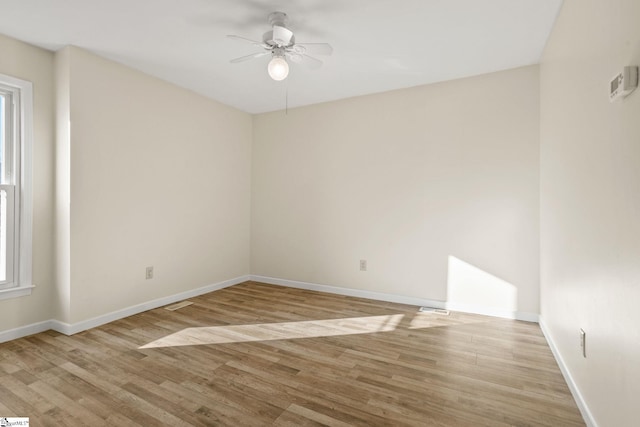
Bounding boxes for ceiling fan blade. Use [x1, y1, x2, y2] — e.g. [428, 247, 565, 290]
[230, 52, 269, 63]
[226, 34, 267, 48]
[294, 43, 333, 56]
[287, 53, 303, 64]
[299, 54, 323, 69]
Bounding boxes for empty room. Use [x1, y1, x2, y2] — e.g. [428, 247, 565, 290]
[0, 0, 638, 426]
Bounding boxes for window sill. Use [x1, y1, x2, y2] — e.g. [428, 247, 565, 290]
[0, 284, 35, 301]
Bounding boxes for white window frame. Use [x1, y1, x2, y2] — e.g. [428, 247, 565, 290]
[0, 72, 34, 300]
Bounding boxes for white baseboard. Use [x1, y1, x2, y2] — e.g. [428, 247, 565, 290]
[250, 275, 538, 322]
[0, 320, 56, 344]
[55, 275, 250, 336]
[539, 317, 597, 427]
[0, 275, 250, 342]
[49, 319, 73, 336]
[445, 301, 539, 322]
[2, 274, 537, 344]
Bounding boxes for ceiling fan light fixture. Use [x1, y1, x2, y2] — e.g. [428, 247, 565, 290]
[268, 56, 289, 81]
[228, 11, 332, 82]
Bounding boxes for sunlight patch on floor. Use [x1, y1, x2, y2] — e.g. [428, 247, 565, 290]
[140, 314, 404, 348]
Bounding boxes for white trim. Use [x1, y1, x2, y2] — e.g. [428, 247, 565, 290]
[539, 317, 597, 427]
[18, 78, 34, 289]
[250, 275, 539, 322]
[1, 274, 537, 340]
[445, 301, 539, 322]
[48, 319, 73, 336]
[0, 318, 52, 344]
[53, 275, 250, 335]
[0, 276, 249, 341]
[252, 275, 446, 307]
[0, 73, 34, 294]
[0, 283, 34, 301]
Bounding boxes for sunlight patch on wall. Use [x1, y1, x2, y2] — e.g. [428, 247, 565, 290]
[447, 255, 517, 311]
[140, 314, 404, 349]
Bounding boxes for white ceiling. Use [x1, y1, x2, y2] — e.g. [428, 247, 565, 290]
[0, 0, 562, 114]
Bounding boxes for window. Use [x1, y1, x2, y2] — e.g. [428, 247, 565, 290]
[0, 73, 33, 300]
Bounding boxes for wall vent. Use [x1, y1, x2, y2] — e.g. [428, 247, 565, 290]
[419, 307, 450, 315]
[164, 301, 194, 311]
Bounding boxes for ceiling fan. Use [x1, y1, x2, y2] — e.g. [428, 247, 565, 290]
[227, 11, 333, 81]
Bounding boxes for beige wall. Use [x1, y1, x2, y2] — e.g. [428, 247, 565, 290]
[0, 34, 55, 329]
[65, 47, 252, 323]
[1, 37, 541, 333]
[0, 35, 542, 333]
[0, 40, 252, 333]
[252, 66, 541, 317]
[540, 1, 640, 426]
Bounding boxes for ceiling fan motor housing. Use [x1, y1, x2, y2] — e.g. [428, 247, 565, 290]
[263, 26, 294, 48]
[268, 11, 289, 27]
[263, 11, 294, 48]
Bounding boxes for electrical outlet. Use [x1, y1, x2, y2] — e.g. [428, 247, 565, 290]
[580, 329, 586, 358]
[146, 266, 154, 280]
[360, 259, 367, 271]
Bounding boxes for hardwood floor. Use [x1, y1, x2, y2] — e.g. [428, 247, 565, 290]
[0, 281, 584, 426]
